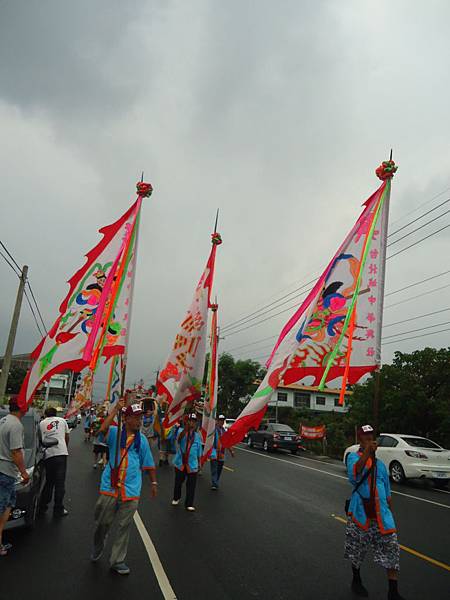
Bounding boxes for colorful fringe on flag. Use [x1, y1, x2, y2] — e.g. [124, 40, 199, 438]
[221, 161, 396, 448]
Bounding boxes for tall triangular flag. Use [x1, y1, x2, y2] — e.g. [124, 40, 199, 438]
[18, 181, 153, 411]
[222, 160, 397, 447]
[159, 232, 222, 428]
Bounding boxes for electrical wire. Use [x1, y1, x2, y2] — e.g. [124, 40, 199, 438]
[387, 208, 450, 248]
[387, 223, 450, 260]
[23, 290, 45, 338]
[388, 198, 450, 238]
[0, 249, 21, 277]
[382, 327, 450, 346]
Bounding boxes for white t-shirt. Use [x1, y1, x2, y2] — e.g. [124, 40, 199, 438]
[39, 417, 69, 459]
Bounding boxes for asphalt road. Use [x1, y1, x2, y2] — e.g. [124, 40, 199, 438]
[1, 428, 449, 600]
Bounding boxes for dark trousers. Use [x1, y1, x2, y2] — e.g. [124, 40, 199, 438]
[173, 468, 197, 507]
[210, 460, 224, 487]
[41, 455, 67, 512]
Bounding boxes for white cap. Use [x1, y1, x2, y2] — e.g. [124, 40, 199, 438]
[360, 424, 374, 433]
[189, 413, 197, 420]
[218, 414, 226, 420]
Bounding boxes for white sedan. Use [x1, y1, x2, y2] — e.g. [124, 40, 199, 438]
[343, 433, 450, 487]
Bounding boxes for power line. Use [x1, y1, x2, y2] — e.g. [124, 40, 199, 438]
[385, 270, 450, 297]
[382, 326, 450, 346]
[382, 320, 450, 340]
[384, 307, 450, 328]
[221, 276, 318, 332]
[0, 248, 21, 277]
[387, 223, 450, 260]
[26, 282, 48, 335]
[385, 283, 450, 309]
[0, 240, 21, 272]
[23, 289, 45, 338]
[388, 198, 450, 238]
[387, 208, 450, 248]
[389, 186, 450, 227]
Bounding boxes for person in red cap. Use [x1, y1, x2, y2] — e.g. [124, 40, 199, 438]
[344, 425, 405, 600]
[171, 413, 203, 511]
[90, 399, 157, 575]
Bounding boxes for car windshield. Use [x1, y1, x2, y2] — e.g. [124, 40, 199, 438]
[272, 424, 294, 432]
[401, 437, 441, 449]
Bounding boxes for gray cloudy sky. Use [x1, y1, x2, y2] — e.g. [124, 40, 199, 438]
[1, 0, 450, 399]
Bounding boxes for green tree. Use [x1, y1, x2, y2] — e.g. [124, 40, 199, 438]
[217, 353, 266, 417]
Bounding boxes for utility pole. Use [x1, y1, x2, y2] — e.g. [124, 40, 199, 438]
[0, 265, 29, 400]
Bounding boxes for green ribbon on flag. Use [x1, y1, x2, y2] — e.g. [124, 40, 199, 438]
[318, 180, 390, 390]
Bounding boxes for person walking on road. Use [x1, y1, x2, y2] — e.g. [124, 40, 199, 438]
[345, 424, 406, 600]
[210, 415, 234, 491]
[39, 406, 70, 517]
[172, 413, 202, 511]
[91, 399, 157, 575]
[0, 398, 29, 556]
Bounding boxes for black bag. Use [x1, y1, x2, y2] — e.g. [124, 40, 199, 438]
[344, 467, 371, 515]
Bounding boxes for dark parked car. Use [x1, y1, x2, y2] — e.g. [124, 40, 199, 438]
[247, 422, 305, 454]
[1, 408, 56, 529]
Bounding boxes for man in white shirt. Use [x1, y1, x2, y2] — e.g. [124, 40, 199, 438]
[39, 407, 69, 517]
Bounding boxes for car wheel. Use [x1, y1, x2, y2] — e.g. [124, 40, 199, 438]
[291, 449, 297, 455]
[247, 436, 253, 448]
[263, 440, 270, 452]
[389, 461, 405, 484]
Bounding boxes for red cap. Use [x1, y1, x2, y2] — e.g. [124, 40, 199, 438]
[123, 403, 144, 417]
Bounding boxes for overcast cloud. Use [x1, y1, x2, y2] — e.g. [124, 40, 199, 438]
[1, 0, 450, 399]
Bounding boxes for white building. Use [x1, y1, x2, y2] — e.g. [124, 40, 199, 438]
[268, 384, 349, 413]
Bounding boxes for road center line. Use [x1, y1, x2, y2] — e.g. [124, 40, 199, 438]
[332, 515, 450, 573]
[134, 511, 177, 600]
[237, 447, 450, 510]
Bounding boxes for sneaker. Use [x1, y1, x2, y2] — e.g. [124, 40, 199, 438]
[0, 543, 12, 556]
[186, 506, 196, 512]
[54, 508, 69, 517]
[93, 463, 97, 469]
[351, 579, 369, 597]
[211, 485, 218, 490]
[111, 562, 130, 575]
[171, 499, 180, 506]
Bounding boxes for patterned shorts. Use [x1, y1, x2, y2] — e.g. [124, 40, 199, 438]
[344, 518, 400, 571]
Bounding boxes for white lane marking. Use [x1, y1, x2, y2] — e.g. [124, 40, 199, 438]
[134, 511, 177, 600]
[237, 447, 450, 510]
